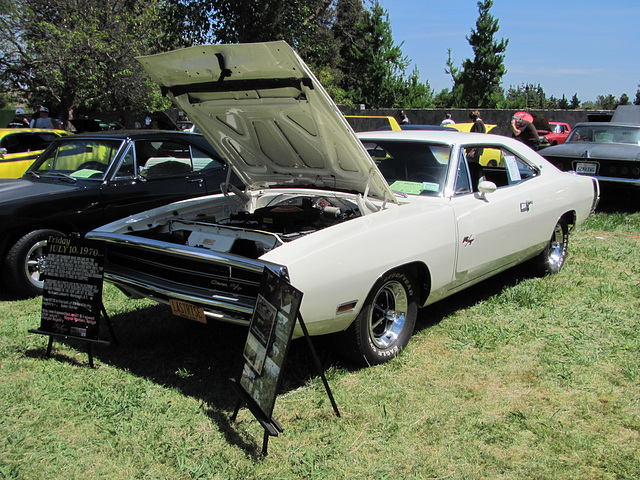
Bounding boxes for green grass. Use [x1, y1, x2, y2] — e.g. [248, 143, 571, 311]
[1, 210, 639, 479]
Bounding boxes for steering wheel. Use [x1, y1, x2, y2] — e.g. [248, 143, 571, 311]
[409, 171, 439, 184]
[77, 161, 107, 172]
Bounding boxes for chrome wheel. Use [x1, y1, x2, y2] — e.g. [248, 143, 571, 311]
[533, 219, 568, 275]
[24, 238, 48, 289]
[547, 222, 567, 270]
[368, 280, 409, 349]
[3, 229, 63, 298]
[345, 269, 418, 366]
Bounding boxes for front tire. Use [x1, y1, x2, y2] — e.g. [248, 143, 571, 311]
[534, 219, 568, 275]
[343, 269, 418, 366]
[3, 229, 64, 298]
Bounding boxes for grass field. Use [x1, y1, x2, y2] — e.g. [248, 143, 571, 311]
[1, 204, 639, 479]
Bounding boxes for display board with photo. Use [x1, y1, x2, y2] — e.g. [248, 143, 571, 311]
[240, 268, 303, 419]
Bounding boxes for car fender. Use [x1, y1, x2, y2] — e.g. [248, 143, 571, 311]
[261, 200, 457, 336]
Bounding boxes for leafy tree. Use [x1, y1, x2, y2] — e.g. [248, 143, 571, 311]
[557, 94, 569, 109]
[446, 0, 508, 108]
[635, 83, 640, 105]
[336, 0, 424, 108]
[595, 94, 618, 110]
[619, 93, 629, 106]
[570, 93, 580, 109]
[0, 0, 179, 125]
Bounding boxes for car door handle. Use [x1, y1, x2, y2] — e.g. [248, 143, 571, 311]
[188, 178, 204, 186]
[520, 200, 533, 212]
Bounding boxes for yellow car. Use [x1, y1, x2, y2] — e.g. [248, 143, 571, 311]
[345, 115, 402, 132]
[447, 123, 501, 166]
[0, 128, 72, 178]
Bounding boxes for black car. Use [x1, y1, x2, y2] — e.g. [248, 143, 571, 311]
[540, 122, 640, 189]
[0, 130, 235, 297]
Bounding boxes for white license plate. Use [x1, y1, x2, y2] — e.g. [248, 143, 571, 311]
[170, 299, 206, 324]
[576, 162, 597, 175]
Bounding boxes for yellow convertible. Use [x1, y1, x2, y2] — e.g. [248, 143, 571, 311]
[0, 128, 71, 178]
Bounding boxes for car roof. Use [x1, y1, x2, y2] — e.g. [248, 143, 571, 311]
[49, 130, 220, 156]
[573, 122, 640, 128]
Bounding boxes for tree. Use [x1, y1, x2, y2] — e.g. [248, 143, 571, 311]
[570, 93, 580, 109]
[446, 0, 508, 108]
[619, 93, 630, 106]
[338, 1, 428, 108]
[635, 83, 640, 105]
[0, 0, 180, 125]
[595, 94, 618, 110]
[557, 94, 569, 110]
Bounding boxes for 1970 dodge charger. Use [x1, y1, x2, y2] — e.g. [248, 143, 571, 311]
[87, 42, 599, 365]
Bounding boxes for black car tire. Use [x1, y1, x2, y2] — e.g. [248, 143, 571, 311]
[3, 229, 64, 298]
[534, 219, 568, 275]
[343, 269, 418, 366]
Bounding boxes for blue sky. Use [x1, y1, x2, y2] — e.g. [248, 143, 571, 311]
[380, 0, 640, 103]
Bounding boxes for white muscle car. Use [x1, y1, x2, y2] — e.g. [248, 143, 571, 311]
[86, 42, 599, 365]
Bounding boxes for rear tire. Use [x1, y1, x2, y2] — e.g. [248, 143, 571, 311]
[534, 219, 568, 275]
[343, 269, 418, 366]
[3, 229, 64, 298]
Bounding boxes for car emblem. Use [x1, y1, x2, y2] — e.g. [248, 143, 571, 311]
[462, 235, 475, 246]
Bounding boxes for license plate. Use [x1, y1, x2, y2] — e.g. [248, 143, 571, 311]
[170, 299, 206, 324]
[576, 162, 597, 175]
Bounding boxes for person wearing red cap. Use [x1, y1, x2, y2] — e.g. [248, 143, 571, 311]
[511, 114, 540, 151]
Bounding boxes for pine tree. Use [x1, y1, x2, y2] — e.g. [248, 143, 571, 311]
[446, 0, 508, 108]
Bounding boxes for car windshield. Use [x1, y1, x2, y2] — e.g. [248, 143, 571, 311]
[567, 125, 640, 145]
[29, 139, 124, 180]
[361, 140, 451, 196]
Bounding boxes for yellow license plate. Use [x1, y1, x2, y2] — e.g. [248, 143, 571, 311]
[170, 299, 206, 324]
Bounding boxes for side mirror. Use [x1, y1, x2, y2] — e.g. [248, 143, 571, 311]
[477, 180, 497, 200]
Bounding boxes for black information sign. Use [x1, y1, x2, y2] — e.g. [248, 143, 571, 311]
[230, 268, 339, 455]
[239, 268, 303, 419]
[38, 235, 105, 340]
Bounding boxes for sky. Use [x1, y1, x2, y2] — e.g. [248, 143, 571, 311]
[379, 0, 640, 103]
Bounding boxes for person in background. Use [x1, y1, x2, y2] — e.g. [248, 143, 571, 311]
[467, 110, 486, 161]
[29, 106, 61, 129]
[7, 108, 30, 128]
[400, 110, 410, 125]
[511, 114, 540, 151]
[440, 113, 455, 126]
[469, 110, 485, 133]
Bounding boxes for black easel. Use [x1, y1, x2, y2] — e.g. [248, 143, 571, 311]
[29, 303, 117, 368]
[230, 312, 339, 455]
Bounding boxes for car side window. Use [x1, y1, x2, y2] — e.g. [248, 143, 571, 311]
[0, 133, 50, 153]
[454, 151, 472, 195]
[191, 146, 223, 171]
[114, 145, 136, 178]
[463, 145, 538, 188]
[136, 140, 194, 177]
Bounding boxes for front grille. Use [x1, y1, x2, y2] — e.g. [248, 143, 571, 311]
[105, 243, 263, 300]
[550, 157, 640, 180]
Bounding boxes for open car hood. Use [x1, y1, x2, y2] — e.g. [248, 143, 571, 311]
[137, 41, 396, 203]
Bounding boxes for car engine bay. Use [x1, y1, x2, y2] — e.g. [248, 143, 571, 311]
[130, 194, 363, 259]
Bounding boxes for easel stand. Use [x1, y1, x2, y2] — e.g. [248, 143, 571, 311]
[230, 312, 340, 456]
[29, 304, 117, 368]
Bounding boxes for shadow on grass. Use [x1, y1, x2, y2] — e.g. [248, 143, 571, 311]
[25, 264, 532, 455]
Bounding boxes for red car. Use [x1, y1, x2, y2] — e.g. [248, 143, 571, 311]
[539, 122, 572, 147]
